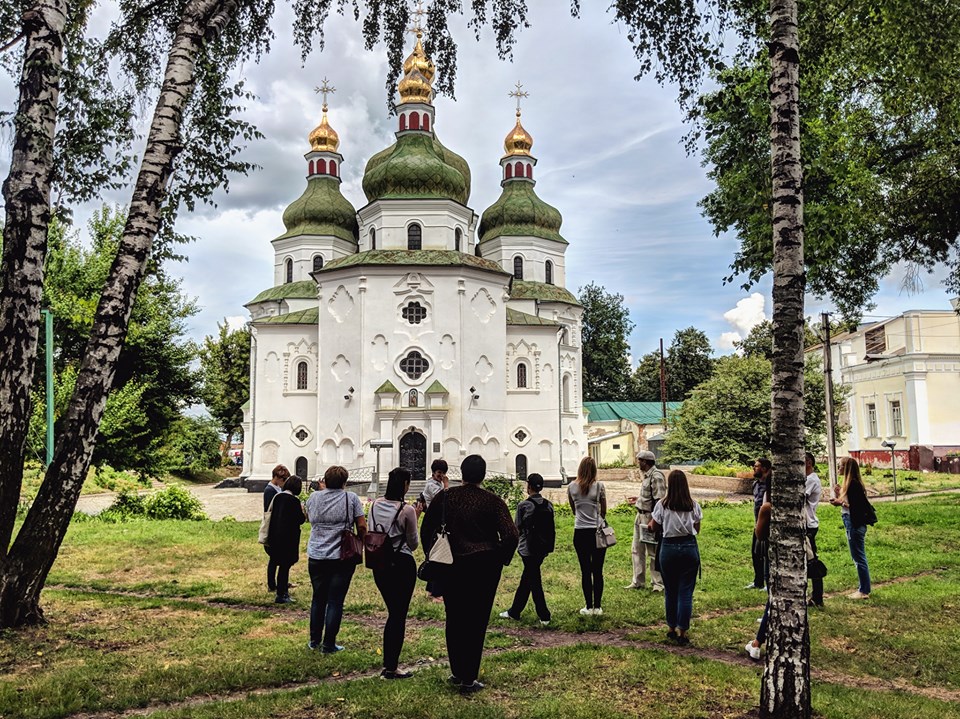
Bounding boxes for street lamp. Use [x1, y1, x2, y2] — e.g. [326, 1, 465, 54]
[367, 439, 392, 499]
[881, 440, 898, 502]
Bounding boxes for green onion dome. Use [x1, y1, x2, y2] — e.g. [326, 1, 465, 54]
[478, 181, 566, 244]
[362, 132, 471, 205]
[278, 176, 359, 244]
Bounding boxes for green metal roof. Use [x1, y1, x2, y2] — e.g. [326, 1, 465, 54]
[478, 180, 566, 244]
[277, 176, 359, 244]
[254, 307, 319, 325]
[506, 308, 560, 326]
[510, 280, 580, 305]
[362, 132, 470, 205]
[425, 380, 448, 394]
[247, 280, 316, 305]
[584, 401, 683, 424]
[375, 380, 400, 394]
[320, 250, 510, 275]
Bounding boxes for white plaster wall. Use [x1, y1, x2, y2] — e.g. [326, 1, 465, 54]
[357, 199, 478, 253]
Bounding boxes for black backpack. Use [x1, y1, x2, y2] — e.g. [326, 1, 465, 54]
[525, 498, 555, 555]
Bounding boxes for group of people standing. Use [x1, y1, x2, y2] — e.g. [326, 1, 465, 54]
[261, 448, 876, 688]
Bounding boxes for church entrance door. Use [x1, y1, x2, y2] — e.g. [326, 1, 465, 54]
[399, 431, 427, 483]
[515, 454, 528, 482]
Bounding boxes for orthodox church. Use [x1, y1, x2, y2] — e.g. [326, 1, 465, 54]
[241, 29, 585, 485]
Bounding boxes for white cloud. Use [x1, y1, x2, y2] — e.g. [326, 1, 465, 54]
[717, 332, 743, 350]
[721, 293, 768, 342]
[224, 315, 248, 332]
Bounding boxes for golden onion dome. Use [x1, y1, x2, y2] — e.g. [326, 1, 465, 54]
[308, 106, 339, 152]
[503, 111, 533, 156]
[398, 33, 435, 105]
[403, 34, 435, 84]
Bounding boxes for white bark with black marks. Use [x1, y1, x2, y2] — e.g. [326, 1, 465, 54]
[0, 0, 241, 629]
[761, 0, 811, 717]
[0, 0, 68, 559]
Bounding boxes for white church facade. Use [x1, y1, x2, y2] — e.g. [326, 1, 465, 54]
[241, 33, 586, 484]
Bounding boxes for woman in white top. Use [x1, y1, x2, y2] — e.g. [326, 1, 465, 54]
[367, 467, 420, 679]
[650, 470, 702, 645]
[567, 456, 608, 615]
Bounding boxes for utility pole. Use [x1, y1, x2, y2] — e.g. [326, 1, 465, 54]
[658, 338, 668, 428]
[41, 309, 54, 467]
[821, 312, 838, 489]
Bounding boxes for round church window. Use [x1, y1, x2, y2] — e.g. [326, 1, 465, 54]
[399, 351, 430, 380]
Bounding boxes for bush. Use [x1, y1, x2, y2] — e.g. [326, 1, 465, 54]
[484, 475, 525, 509]
[106, 489, 147, 518]
[143, 485, 207, 520]
[696, 460, 747, 478]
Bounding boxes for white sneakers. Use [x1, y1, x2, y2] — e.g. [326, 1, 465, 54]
[847, 591, 870, 600]
[745, 642, 761, 660]
[579, 607, 603, 616]
[498, 610, 517, 620]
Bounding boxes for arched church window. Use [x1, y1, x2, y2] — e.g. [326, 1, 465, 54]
[409, 389, 418, 407]
[402, 301, 427, 325]
[399, 351, 429, 380]
[455, 228, 462, 252]
[329, 160, 337, 176]
[369, 227, 376, 250]
[410, 111, 421, 130]
[545, 260, 553, 285]
[423, 114, 430, 131]
[400, 114, 407, 131]
[526, 164, 533, 178]
[285, 258, 293, 283]
[562, 374, 572, 412]
[513, 256, 524, 280]
[505, 163, 513, 179]
[296, 361, 308, 390]
[313, 255, 324, 273]
[517, 363, 528, 388]
[407, 223, 422, 250]
[317, 158, 327, 174]
[514, 160, 523, 177]
[309, 160, 315, 175]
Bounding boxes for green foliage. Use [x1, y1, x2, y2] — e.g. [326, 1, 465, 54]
[143, 485, 207, 521]
[696, 460, 748, 478]
[484, 475, 525, 510]
[578, 282, 635, 401]
[661, 354, 848, 465]
[161, 415, 223, 475]
[199, 320, 250, 453]
[105, 489, 147, 519]
[599, 454, 630, 469]
[632, 327, 714, 402]
[29, 209, 201, 476]
[694, 0, 960, 317]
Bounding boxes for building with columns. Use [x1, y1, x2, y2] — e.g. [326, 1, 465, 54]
[241, 32, 586, 485]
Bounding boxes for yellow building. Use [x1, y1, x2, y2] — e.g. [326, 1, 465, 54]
[823, 302, 960, 470]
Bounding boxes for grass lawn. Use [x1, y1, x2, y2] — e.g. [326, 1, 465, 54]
[3, 493, 960, 718]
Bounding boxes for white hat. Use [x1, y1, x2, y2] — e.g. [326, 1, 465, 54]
[637, 450, 656, 462]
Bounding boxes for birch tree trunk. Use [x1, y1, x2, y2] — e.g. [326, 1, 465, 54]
[761, 0, 810, 716]
[0, 0, 240, 629]
[0, 0, 68, 558]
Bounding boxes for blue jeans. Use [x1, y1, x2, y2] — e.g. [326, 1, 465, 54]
[308, 558, 356, 649]
[842, 514, 871, 594]
[658, 536, 700, 631]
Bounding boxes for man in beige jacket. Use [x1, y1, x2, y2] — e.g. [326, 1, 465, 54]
[625, 450, 666, 591]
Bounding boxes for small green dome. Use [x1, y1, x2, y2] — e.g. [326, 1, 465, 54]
[478, 181, 566, 244]
[279, 176, 358, 244]
[363, 133, 470, 205]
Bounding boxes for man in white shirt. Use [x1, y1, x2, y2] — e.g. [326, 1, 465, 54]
[804, 452, 824, 607]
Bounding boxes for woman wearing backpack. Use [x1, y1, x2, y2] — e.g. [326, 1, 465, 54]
[500, 473, 554, 625]
[367, 467, 420, 679]
[568, 456, 608, 616]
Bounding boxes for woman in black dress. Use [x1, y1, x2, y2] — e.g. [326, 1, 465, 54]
[266, 475, 305, 603]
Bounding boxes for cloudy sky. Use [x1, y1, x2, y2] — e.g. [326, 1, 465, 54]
[1, 2, 954, 361]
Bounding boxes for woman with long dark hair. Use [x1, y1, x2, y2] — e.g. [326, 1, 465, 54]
[266, 474, 305, 603]
[567, 456, 607, 615]
[830, 457, 872, 599]
[368, 467, 420, 679]
[650, 470, 702, 645]
[305, 466, 366, 652]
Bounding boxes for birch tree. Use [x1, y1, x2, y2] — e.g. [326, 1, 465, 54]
[0, 0, 271, 627]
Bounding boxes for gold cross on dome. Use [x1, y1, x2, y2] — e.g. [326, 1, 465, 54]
[509, 81, 530, 115]
[314, 78, 336, 109]
[408, 0, 427, 36]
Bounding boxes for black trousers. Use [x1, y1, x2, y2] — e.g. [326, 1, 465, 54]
[443, 551, 503, 684]
[807, 527, 824, 605]
[751, 503, 765, 589]
[509, 553, 551, 621]
[267, 556, 279, 591]
[573, 528, 606, 609]
[276, 563, 292, 596]
[372, 553, 417, 671]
